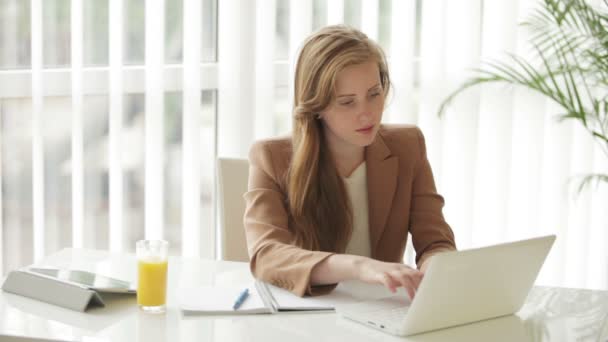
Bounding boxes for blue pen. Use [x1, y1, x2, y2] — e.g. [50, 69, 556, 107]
[232, 288, 249, 310]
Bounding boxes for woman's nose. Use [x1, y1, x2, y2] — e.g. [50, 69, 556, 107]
[358, 99, 376, 122]
[358, 111, 372, 123]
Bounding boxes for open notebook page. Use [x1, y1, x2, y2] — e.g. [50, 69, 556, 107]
[263, 280, 408, 311]
[178, 284, 271, 314]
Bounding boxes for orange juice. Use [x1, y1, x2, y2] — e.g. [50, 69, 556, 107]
[137, 258, 168, 307]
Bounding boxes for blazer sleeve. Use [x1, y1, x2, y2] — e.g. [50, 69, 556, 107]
[243, 141, 336, 297]
[409, 127, 457, 268]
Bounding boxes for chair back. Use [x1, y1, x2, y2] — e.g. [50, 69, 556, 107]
[217, 158, 250, 262]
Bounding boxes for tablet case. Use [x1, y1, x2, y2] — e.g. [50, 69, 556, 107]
[2, 270, 105, 312]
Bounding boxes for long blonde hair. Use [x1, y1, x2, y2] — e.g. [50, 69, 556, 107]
[288, 25, 391, 252]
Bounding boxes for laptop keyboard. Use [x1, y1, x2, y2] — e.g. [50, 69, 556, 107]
[340, 297, 411, 326]
[366, 304, 410, 323]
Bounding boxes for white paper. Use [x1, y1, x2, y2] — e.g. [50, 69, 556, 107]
[266, 281, 405, 311]
[178, 284, 271, 314]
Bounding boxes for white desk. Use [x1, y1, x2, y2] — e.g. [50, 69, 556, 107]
[1, 249, 607, 342]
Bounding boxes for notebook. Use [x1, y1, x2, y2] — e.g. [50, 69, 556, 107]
[178, 280, 402, 315]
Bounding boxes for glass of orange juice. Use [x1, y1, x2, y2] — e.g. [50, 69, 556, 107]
[136, 239, 169, 313]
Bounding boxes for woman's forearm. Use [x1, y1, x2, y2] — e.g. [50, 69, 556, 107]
[310, 254, 365, 285]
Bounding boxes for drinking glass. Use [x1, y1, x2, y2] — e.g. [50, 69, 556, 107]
[136, 239, 169, 313]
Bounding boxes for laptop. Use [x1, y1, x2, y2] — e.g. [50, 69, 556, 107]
[336, 235, 556, 336]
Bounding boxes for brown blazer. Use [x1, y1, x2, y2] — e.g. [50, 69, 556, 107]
[243, 124, 456, 297]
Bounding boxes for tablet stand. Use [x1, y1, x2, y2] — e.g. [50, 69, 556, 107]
[2, 270, 105, 312]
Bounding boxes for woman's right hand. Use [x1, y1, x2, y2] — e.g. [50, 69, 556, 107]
[354, 257, 424, 300]
[311, 254, 424, 299]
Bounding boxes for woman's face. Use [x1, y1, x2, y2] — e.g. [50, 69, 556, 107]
[320, 60, 385, 150]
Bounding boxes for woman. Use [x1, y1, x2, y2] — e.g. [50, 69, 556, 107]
[243, 25, 456, 299]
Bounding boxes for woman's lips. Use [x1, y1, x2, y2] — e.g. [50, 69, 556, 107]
[356, 125, 374, 133]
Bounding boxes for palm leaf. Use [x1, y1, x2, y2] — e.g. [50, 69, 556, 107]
[438, 0, 608, 195]
[549, 39, 587, 123]
[575, 174, 608, 194]
[592, 131, 608, 144]
[437, 76, 500, 117]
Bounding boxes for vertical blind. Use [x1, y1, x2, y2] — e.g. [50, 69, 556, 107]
[71, 0, 84, 252]
[182, 0, 203, 257]
[31, 0, 45, 262]
[0, 0, 606, 290]
[144, 0, 165, 241]
[108, 0, 124, 252]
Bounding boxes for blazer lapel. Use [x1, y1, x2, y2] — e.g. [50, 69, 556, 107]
[365, 133, 398, 258]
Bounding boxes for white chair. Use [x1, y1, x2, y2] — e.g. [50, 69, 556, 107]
[217, 158, 250, 262]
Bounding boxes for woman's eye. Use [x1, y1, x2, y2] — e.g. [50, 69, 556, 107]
[370, 92, 381, 98]
[339, 101, 354, 106]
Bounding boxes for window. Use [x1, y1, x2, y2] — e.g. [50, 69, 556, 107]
[1, 0, 605, 290]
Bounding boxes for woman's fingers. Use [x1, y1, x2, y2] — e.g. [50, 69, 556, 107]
[405, 285, 416, 300]
[366, 261, 425, 297]
[378, 272, 398, 293]
[386, 267, 424, 299]
[393, 273, 416, 299]
[408, 270, 423, 289]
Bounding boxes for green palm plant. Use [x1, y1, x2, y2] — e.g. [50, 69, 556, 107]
[438, 0, 608, 192]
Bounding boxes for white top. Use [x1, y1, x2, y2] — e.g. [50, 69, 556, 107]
[343, 162, 371, 257]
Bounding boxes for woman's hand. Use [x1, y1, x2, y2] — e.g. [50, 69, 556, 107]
[311, 254, 423, 299]
[355, 257, 424, 299]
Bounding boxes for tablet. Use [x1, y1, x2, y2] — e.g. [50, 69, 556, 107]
[26, 268, 136, 294]
[0, 333, 78, 342]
